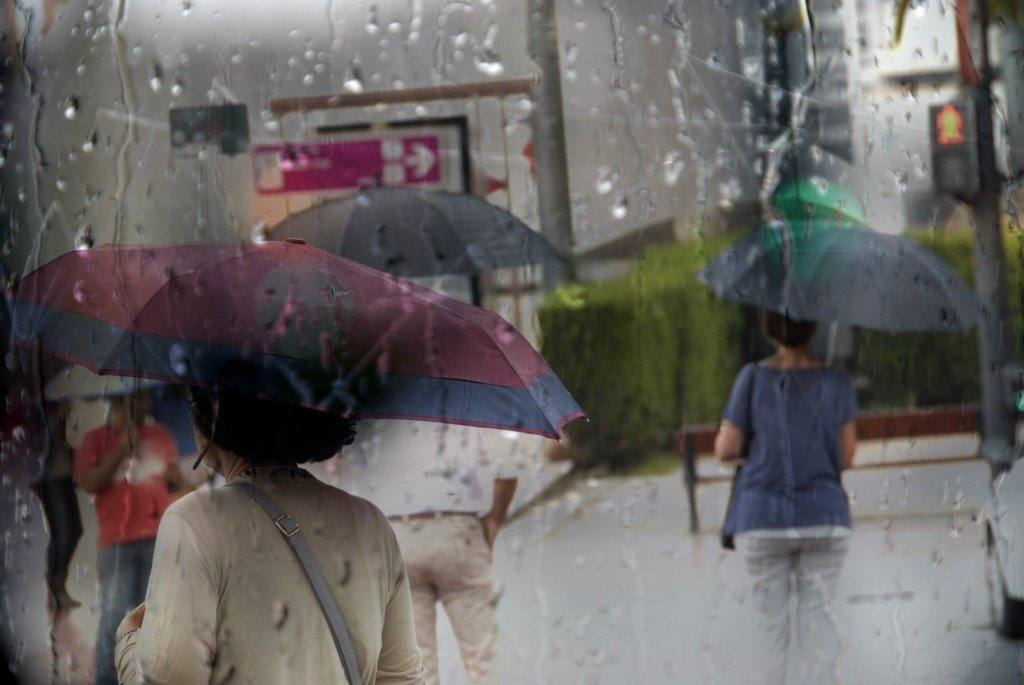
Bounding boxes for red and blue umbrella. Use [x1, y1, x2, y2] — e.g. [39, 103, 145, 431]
[7, 241, 583, 438]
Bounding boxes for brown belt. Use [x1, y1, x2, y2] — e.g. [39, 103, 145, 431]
[388, 510, 479, 522]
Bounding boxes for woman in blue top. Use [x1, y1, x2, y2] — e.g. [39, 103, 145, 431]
[715, 310, 857, 684]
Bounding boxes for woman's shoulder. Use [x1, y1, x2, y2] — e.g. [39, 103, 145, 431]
[163, 486, 229, 526]
[309, 479, 391, 525]
[821, 365, 854, 382]
[162, 478, 395, 541]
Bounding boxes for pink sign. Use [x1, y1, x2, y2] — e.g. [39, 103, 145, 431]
[253, 134, 442, 195]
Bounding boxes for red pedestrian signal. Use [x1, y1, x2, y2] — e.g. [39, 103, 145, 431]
[935, 104, 965, 147]
[929, 98, 978, 201]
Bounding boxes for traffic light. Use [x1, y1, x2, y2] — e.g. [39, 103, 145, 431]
[929, 98, 979, 201]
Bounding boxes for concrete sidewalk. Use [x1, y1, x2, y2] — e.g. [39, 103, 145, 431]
[5, 449, 1021, 683]
[434, 468, 1024, 684]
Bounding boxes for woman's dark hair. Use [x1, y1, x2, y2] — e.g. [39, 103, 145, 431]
[762, 310, 817, 348]
[189, 360, 359, 465]
[189, 388, 358, 465]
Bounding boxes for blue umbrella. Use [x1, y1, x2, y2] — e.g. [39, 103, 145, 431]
[698, 220, 981, 332]
[269, 187, 562, 278]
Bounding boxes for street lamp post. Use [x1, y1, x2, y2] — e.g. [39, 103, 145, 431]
[968, 0, 1016, 464]
[527, 0, 575, 289]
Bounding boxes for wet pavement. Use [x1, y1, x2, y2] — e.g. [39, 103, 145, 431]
[5, 456, 1023, 683]
[446, 470, 1024, 684]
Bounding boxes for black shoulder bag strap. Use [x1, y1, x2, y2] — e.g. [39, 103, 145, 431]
[229, 480, 362, 684]
[721, 365, 755, 550]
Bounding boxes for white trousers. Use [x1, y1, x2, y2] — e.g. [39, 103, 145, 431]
[735, 533, 849, 685]
[392, 515, 498, 685]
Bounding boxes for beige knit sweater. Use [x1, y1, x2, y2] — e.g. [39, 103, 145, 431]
[115, 467, 424, 684]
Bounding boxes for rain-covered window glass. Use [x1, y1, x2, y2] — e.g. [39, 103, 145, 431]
[2, 1, 1024, 683]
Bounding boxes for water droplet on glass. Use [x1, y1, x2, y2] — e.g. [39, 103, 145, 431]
[474, 49, 505, 77]
[365, 6, 380, 35]
[62, 98, 79, 120]
[55, 178, 67, 192]
[809, 175, 829, 194]
[662, 151, 685, 185]
[495, 322, 516, 345]
[72, 280, 87, 302]
[611, 196, 628, 220]
[170, 79, 184, 97]
[890, 169, 908, 195]
[169, 343, 188, 376]
[302, 74, 315, 85]
[181, 1, 193, 17]
[74, 225, 94, 251]
[594, 167, 615, 195]
[343, 66, 364, 94]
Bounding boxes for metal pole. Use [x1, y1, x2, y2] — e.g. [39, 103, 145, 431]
[681, 432, 699, 534]
[970, 0, 1016, 463]
[527, 0, 575, 288]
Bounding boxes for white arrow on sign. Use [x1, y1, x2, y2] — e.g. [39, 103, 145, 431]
[404, 143, 436, 178]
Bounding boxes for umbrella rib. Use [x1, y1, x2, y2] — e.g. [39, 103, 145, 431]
[419, 192, 478, 271]
[96, 242, 537, 395]
[99, 248, 259, 372]
[313, 246, 536, 387]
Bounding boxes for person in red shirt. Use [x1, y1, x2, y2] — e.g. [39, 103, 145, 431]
[74, 390, 185, 685]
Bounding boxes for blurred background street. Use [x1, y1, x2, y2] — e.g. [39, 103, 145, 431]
[3, 0, 1024, 682]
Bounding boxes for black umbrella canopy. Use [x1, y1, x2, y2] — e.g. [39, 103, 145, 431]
[270, 187, 563, 278]
[698, 220, 982, 332]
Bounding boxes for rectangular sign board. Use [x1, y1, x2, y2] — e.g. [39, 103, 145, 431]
[253, 132, 448, 195]
[169, 104, 249, 157]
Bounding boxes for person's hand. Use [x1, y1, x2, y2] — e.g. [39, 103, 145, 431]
[479, 512, 505, 550]
[122, 602, 146, 633]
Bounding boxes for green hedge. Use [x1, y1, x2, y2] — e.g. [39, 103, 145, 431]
[539, 228, 1024, 469]
[539, 236, 744, 470]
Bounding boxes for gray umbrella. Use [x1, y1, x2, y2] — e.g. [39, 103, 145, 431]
[269, 187, 562, 278]
[698, 220, 981, 332]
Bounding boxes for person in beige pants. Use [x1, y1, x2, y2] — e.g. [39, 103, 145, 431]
[326, 420, 526, 684]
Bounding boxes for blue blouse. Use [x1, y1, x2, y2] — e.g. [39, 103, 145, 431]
[722, 362, 857, 534]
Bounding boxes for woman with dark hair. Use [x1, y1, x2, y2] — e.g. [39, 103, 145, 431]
[112, 374, 424, 684]
[714, 310, 858, 684]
